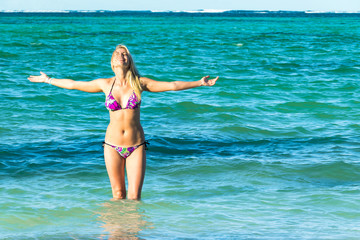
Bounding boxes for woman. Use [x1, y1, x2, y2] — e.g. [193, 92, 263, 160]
[28, 44, 218, 200]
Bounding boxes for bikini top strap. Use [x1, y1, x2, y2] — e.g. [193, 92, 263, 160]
[109, 79, 116, 94]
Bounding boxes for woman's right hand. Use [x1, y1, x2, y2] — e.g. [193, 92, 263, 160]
[28, 71, 49, 83]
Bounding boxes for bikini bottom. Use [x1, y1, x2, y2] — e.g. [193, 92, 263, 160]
[103, 141, 149, 159]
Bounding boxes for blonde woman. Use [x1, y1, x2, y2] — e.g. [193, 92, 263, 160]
[28, 45, 218, 200]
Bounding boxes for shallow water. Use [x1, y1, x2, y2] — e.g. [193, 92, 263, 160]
[1, 12, 360, 239]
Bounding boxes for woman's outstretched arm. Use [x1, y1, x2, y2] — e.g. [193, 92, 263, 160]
[141, 76, 219, 92]
[28, 71, 106, 93]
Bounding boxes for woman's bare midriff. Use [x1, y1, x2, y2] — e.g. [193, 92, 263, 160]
[105, 108, 145, 146]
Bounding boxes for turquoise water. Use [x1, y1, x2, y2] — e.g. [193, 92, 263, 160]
[1, 12, 360, 239]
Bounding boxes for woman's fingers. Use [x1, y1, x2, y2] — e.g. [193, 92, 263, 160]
[28, 71, 48, 82]
[212, 76, 219, 83]
[28, 75, 42, 82]
[203, 76, 219, 86]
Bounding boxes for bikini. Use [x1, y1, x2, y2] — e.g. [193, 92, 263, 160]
[105, 80, 141, 111]
[103, 141, 148, 159]
[103, 80, 148, 159]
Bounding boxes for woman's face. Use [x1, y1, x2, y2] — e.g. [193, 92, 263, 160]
[112, 47, 130, 69]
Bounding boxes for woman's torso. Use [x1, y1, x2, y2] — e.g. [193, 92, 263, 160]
[103, 78, 144, 146]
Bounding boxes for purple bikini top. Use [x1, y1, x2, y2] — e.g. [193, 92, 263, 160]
[105, 80, 141, 111]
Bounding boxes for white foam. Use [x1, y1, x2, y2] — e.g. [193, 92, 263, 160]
[305, 10, 360, 14]
[1, 10, 71, 13]
[305, 10, 331, 14]
[162, 9, 229, 13]
[334, 10, 360, 13]
[1, 10, 359, 14]
[151, 10, 171, 13]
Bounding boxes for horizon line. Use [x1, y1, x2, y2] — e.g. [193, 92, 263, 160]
[1, 9, 360, 14]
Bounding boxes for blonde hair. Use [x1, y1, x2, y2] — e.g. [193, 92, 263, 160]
[111, 44, 142, 100]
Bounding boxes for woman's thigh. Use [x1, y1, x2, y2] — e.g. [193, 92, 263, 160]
[104, 145, 126, 197]
[125, 145, 146, 200]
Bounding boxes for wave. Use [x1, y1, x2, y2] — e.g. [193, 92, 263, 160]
[2, 134, 358, 165]
[169, 9, 230, 13]
[1, 10, 71, 13]
[305, 10, 360, 14]
[1, 10, 360, 14]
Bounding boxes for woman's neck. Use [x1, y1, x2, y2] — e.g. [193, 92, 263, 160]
[114, 68, 128, 86]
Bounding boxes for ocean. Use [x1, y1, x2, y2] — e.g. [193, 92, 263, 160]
[1, 11, 360, 239]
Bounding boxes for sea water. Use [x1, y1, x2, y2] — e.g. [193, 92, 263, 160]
[1, 11, 360, 239]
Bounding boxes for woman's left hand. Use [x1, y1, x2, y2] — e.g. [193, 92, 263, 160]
[201, 76, 219, 86]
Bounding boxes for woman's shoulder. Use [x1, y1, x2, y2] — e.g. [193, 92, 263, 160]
[86, 77, 114, 93]
[139, 77, 154, 91]
[139, 76, 155, 85]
